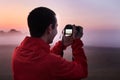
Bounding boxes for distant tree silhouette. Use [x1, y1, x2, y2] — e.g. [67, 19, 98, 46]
[0, 29, 22, 36]
[0, 30, 5, 33]
[0, 30, 5, 35]
[8, 29, 20, 33]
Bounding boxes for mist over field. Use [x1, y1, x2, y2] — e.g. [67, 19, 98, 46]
[1, 29, 120, 48]
[83, 29, 120, 48]
[0, 29, 27, 45]
[0, 36, 23, 45]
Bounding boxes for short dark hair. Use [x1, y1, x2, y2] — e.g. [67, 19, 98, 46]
[27, 7, 56, 37]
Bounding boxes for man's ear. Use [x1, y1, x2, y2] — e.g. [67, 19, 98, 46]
[47, 24, 53, 34]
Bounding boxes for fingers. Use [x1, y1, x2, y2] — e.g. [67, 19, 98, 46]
[62, 36, 73, 46]
[72, 25, 77, 39]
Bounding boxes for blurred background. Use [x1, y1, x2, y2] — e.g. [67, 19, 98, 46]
[0, 0, 120, 80]
[0, 0, 120, 47]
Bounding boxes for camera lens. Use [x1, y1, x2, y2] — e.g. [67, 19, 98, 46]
[76, 27, 80, 32]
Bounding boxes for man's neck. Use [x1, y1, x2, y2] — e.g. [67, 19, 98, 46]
[40, 35, 49, 44]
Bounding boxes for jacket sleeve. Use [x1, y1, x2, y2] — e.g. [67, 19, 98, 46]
[72, 39, 87, 60]
[50, 41, 66, 57]
[71, 39, 88, 78]
[52, 39, 88, 79]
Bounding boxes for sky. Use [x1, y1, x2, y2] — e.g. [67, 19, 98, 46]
[0, 0, 120, 47]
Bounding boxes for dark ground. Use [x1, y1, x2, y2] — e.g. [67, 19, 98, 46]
[0, 45, 120, 80]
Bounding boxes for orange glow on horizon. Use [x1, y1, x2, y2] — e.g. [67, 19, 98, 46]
[0, 6, 28, 31]
[0, 0, 120, 32]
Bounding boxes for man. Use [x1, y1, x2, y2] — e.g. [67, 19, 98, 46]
[12, 7, 88, 80]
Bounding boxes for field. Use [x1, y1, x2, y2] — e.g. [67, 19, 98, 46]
[0, 45, 120, 80]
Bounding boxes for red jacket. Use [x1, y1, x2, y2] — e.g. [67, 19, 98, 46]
[12, 36, 88, 80]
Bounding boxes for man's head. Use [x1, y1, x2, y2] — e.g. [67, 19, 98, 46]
[27, 7, 58, 44]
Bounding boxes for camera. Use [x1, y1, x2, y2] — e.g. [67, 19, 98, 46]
[64, 24, 73, 37]
[64, 24, 83, 37]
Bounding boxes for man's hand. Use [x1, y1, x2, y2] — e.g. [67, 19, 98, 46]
[62, 35, 73, 47]
[73, 25, 83, 39]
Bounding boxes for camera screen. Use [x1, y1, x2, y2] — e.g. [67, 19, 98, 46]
[65, 29, 72, 36]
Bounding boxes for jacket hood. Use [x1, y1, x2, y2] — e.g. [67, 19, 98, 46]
[15, 36, 50, 62]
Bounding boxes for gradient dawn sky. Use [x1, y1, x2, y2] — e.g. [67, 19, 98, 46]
[0, 0, 120, 47]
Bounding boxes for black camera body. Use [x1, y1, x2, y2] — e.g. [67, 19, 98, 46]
[75, 25, 83, 38]
[64, 24, 73, 37]
[64, 24, 83, 37]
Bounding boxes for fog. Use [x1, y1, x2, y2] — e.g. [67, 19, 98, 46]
[0, 29, 120, 48]
[0, 33, 27, 45]
[83, 29, 120, 47]
[54, 29, 120, 48]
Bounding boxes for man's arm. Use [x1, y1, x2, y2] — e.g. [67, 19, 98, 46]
[72, 39, 88, 77]
[51, 39, 88, 80]
[51, 35, 73, 57]
[50, 41, 66, 57]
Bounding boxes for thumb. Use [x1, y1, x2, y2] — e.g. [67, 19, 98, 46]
[72, 26, 76, 39]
